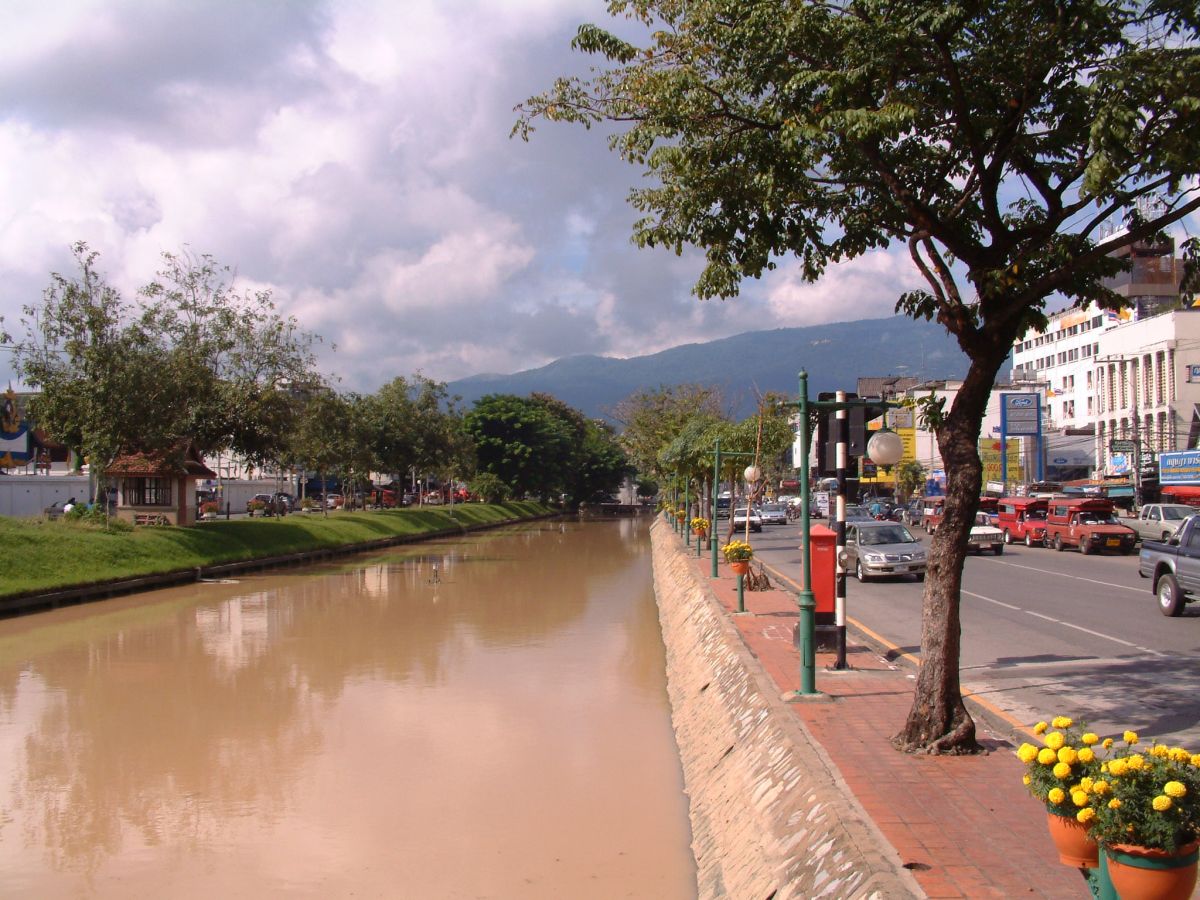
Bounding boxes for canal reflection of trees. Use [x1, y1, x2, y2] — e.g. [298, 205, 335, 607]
[0, 518, 651, 876]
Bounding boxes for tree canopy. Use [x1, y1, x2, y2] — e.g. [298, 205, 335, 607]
[520, 0, 1200, 752]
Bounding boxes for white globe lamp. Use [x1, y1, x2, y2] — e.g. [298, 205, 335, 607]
[866, 429, 904, 468]
[744, 465, 762, 484]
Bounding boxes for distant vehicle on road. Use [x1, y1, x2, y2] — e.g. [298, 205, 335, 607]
[759, 502, 788, 525]
[901, 499, 923, 527]
[829, 505, 875, 527]
[716, 495, 732, 519]
[731, 507, 762, 532]
[845, 521, 927, 582]
[1130, 503, 1195, 544]
[967, 511, 1005, 555]
[325, 493, 344, 509]
[1139, 514, 1200, 616]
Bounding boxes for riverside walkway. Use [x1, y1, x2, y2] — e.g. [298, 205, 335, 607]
[660, 521, 1085, 898]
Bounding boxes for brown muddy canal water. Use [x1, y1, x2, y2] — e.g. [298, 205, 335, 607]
[0, 518, 696, 898]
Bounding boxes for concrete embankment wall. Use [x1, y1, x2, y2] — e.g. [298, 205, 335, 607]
[649, 521, 921, 899]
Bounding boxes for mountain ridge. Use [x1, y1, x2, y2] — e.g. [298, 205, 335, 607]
[448, 315, 974, 420]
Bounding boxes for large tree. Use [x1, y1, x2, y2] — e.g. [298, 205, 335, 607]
[17, 244, 321, 487]
[519, 0, 1200, 752]
[611, 383, 724, 479]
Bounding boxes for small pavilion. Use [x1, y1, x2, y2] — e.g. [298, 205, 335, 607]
[106, 446, 216, 527]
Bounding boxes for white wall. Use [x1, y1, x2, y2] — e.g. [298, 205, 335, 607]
[0, 475, 91, 518]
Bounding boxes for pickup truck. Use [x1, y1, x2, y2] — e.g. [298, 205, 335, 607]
[1128, 503, 1195, 544]
[1139, 514, 1200, 616]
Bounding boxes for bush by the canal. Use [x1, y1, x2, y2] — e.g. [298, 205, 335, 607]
[0, 502, 552, 600]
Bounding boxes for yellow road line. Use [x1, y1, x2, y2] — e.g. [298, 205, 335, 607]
[761, 559, 1038, 742]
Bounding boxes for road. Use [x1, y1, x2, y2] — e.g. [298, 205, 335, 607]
[740, 519, 1200, 748]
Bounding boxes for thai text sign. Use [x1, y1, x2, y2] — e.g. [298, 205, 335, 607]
[1160, 450, 1200, 485]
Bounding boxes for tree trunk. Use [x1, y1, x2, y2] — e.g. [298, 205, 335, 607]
[892, 348, 1008, 754]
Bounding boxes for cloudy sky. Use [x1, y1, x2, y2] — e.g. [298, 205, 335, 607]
[0, 1, 972, 390]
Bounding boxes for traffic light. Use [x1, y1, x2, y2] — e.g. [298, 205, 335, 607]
[815, 393, 890, 474]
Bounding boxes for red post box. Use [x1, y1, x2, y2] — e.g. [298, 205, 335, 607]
[804, 524, 837, 617]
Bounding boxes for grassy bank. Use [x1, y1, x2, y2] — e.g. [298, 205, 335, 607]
[0, 502, 552, 600]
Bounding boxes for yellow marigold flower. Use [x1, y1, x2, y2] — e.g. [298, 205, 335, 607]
[1191, 754, 1200, 767]
[1078, 748, 1096, 764]
[1023, 774, 1031, 785]
[1052, 716, 1073, 729]
[1034, 721, 1049, 735]
[1045, 732, 1066, 751]
[1080, 777, 1095, 792]
[1103, 738, 1114, 749]
[1109, 760, 1128, 776]
[1108, 798, 1122, 810]
[1093, 780, 1110, 796]
[1153, 795, 1173, 812]
[1151, 744, 1170, 758]
[1054, 762, 1072, 779]
[1072, 790, 1088, 807]
[1017, 743, 1039, 763]
[1081, 733, 1099, 746]
[1077, 808, 1096, 824]
[1164, 781, 1187, 798]
[1048, 787, 1066, 805]
[1170, 747, 1190, 763]
[1058, 747, 1078, 765]
[1038, 748, 1058, 765]
[1124, 731, 1139, 745]
[1126, 755, 1145, 771]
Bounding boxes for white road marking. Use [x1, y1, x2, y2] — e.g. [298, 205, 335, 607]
[963, 589, 1165, 656]
[985, 559, 1143, 593]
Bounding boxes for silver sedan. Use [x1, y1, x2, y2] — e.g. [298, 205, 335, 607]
[845, 522, 927, 582]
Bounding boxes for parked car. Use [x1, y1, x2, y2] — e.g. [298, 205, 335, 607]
[324, 493, 344, 509]
[997, 497, 1049, 547]
[967, 511, 1005, 555]
[1129, 503, 1195, 544]
[845, 521, 927, 582]
[731, 507, 762, 532]
[1139, 514, 1200, 616]
[1044, 497, 1136, 555]
[759, 502, 788, 525]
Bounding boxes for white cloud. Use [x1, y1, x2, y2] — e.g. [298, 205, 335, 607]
[762, 249, 927, 326]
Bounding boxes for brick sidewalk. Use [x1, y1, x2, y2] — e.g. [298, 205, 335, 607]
[675, 534, 1087, 899]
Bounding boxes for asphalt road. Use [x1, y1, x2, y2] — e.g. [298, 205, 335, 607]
[739, 519, 1200, 748]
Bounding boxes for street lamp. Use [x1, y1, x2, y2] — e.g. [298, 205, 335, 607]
[866, 428, 904, 471]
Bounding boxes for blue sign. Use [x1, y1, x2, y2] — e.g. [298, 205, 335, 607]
[1160, 450, 1200, 485]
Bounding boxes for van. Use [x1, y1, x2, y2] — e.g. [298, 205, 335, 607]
[921, 497, 945, 533]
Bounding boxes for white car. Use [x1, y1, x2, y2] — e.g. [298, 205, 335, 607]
[968, 511, 1005, 555]
[731, 507, 762, 532]
[759, 502, 788, 525]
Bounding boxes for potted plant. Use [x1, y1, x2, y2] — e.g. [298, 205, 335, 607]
[722, 539, 754, 576]
[246, 499, 266, 517]
[1017, 716, 1107, 868]
[300, 498, 317, 513]
[691, 516, 710, 538]
[200, 501, 219, 520]
[1087, 732, 1200, 898]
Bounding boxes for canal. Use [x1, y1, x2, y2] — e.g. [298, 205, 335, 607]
[0, 518, 697, 898]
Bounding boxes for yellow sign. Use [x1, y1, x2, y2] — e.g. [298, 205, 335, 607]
[860, 425, 917, 484]
[979, 440, 1024, 483]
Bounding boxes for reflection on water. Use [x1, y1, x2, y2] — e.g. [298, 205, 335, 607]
[0, 518, 695, 898]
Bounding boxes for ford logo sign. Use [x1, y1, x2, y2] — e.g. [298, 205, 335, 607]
[1053, 457, 1068, 464]
[1008, 396, 1034, 408]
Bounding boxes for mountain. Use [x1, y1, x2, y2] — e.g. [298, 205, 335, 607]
[448, 315, 973, 421]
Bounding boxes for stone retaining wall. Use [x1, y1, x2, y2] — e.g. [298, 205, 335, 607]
[650, 521, 921, 899]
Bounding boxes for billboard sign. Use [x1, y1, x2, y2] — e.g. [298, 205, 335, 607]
[1159, 450, 1200, 485]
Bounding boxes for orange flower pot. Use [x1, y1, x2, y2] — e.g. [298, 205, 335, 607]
[1045, 811, 1098, 868]
[1105, 842, 1199, 900]
[729, 560, 750, 576]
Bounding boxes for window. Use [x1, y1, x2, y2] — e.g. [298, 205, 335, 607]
[124, 477, 172, 507]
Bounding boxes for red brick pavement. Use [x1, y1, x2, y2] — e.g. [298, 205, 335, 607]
[681, 539, 1088, 899]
